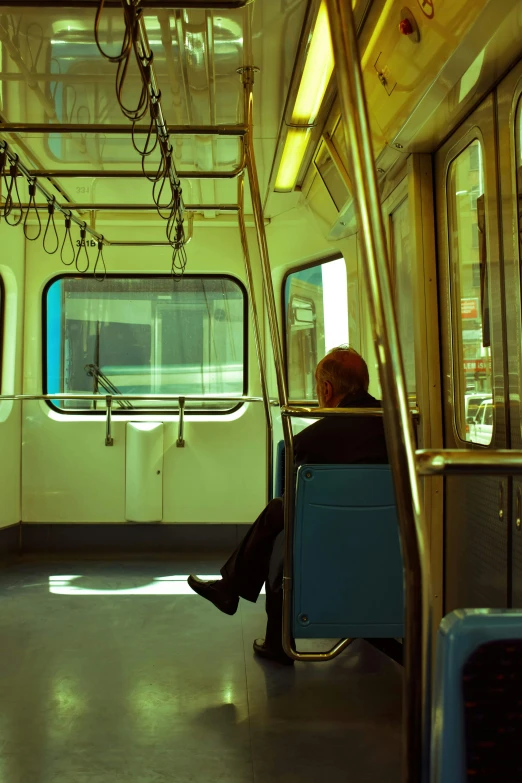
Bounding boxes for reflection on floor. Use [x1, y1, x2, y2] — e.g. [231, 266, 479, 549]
[0, 557, 402, 783]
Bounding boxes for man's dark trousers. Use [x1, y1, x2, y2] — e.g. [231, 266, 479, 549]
[220, 497, 286, 651]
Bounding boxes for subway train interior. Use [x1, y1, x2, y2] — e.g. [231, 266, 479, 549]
[2, 0, 522, 781]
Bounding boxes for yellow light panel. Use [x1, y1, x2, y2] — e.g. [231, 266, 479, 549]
[291, 1, 334, 124]
[274, 129, 311, 192]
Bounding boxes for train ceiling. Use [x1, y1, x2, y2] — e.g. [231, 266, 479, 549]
[0, 1, 308, 221]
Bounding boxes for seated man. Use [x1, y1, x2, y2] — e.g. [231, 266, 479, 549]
[188, 346, 388, 665]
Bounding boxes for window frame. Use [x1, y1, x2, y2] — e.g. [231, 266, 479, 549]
[445, 133, 494, 446]
[281, 252, 345, 404]
[42, 272, 249, 416]
[384, 180, 417, 404]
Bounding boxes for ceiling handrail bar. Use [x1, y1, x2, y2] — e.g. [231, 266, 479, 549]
[14, 203, 240, 211]
[0, 123, 248, 135]
[1, 165, 245, 179]
[0, 0, 254, 7]
[326, 1, 430, 781]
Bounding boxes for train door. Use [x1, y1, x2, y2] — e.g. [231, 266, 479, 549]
[497, 60, 522, 608]
[436, 94, 510, 611]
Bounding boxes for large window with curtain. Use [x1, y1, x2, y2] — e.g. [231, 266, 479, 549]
[44, 275, 247, 413]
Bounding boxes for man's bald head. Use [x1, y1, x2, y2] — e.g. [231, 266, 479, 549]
[315, 346, 369, 407]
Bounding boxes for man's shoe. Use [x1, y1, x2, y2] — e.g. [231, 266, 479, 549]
[253, 638, 294, 666]
[187, 575, 239, 616]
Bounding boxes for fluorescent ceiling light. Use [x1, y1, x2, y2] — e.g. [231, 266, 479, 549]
[275, 1, 334, 193]
[275, 128, 311, 192]
[292, 2, 334, 124]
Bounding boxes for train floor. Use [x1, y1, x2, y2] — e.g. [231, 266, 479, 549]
[0, 555, 403, 783]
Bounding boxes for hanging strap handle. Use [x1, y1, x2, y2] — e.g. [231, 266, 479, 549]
[75, 223, 90, 273]
[43, 197, 59, 254]
[23, 179, 42, 240]
[60, 213, 75, 266]
[94, 237, 107, 282]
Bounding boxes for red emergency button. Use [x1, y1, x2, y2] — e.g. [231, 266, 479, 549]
[399, 17, 414, 35]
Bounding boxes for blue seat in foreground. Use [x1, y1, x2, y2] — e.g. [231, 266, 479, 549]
[292, 464, 404, 639]
[431, 609, 522, 783]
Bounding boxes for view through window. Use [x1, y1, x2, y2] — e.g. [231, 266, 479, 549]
[448, 139, 492, 444]
[284, 256, 349, 401]
[45, 276, 246, 412]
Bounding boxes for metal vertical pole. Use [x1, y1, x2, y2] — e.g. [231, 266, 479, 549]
[105, 397, 114, 446]
[325, 1, 432, 781]
[237, 172, 274, 501]
[240, 67, 297, 653]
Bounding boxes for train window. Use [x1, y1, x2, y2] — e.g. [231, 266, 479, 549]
[284, 256, 349, 401]
[44, 275, 246, 413]
[389, 197, 416, 399]
[447, 139, 492, 444]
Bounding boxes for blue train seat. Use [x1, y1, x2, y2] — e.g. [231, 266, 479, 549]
[431, 609, 522, 783]
[292, 464, 404, 639]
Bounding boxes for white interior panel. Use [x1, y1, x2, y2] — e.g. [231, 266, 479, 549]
[125, 422, 164, 523]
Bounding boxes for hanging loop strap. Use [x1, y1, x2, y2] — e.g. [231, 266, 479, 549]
[75, 223, 90, 273]
[43, 197, 59, 254]
[94, 237, 107, 282]
[4, 158, 24, 226]
[60, 213, 75, 266]
[23, 179, 42, 240]
[171, 217, 187, 281]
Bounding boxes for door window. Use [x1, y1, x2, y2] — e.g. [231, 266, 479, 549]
[447, 139, 493, 444]
[284, 256, 349, 401]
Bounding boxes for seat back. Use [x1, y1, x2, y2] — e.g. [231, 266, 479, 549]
[431, 609, 522, 783]
[293, 464, 404, 638]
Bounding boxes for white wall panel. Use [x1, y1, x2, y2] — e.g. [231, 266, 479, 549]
[126, 422, 163, 522]
[163, 404, 265, 523]
[22, 410, 126, 522]
[0, 225, 25, 528]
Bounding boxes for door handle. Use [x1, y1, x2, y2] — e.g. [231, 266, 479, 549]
[499, 482, 504, 521]
[517, 487, 522, 531]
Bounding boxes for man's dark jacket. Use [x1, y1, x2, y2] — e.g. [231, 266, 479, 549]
[293, 390, 388, 468]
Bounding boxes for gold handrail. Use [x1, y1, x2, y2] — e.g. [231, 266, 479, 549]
[237, 171, 274, 502]
[326, 1, 431, 781]
[417, 450, 522, 476]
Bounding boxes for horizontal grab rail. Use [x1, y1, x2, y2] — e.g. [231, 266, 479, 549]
[0, 394, 265, 403]
[282, 405, 420, 420]
[0, 393, 265, 447]
[417, 449, 522, 475]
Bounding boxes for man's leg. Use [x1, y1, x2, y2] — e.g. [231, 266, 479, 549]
[221, 497, 284, 602]
[188, 498, 284, 614]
